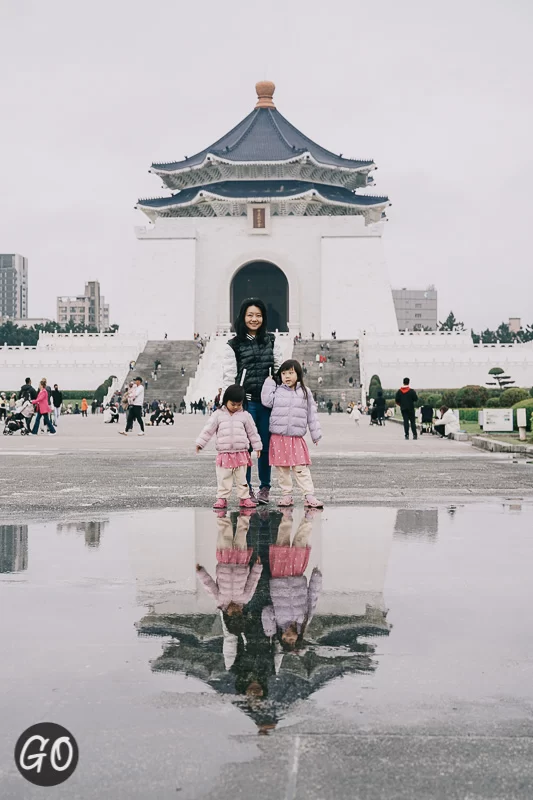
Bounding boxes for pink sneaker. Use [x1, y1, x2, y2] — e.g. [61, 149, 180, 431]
[304, 495, 324, 508]
[212, 498, 227, 509]
[239, 497, 257, 509]
[278, 495, 294, 507]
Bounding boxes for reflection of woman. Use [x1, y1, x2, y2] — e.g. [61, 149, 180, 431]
[223, 299, 283, 504]
[262, 510, 322, 650]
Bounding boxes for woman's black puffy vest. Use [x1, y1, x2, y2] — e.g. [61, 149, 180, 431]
[228, 333, 275, 402]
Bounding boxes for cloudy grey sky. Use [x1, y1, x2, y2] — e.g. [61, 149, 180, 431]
[1, 0, 531, 331]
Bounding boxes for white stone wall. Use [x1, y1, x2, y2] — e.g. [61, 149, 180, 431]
[131, 215, 397, 339]
[362, 331, 533, 390]
[0, 333, 147, 391]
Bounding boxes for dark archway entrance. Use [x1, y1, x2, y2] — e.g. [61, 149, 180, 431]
[230, 262, 289, 332]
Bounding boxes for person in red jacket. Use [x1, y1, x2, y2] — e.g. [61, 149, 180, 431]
[31, 380, 56, 435]
[395, 377, 418, 440]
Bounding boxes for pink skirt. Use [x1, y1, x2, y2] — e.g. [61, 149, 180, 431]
[269, 545, 310, 578]
[216, 451, 252, 469]
[217, 548, 253, 565]
[269, 434, 311, 467]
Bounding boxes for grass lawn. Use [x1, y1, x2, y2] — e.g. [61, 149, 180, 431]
[459, 420, 533, 444]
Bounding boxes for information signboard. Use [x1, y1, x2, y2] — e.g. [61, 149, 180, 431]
[482, 408, 513, 432]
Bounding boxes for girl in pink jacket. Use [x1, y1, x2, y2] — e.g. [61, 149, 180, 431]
[196, 384, 262, 509]
[31, 380, 56, 435]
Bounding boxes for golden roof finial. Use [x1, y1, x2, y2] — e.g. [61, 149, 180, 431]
[255, 80, 276, 109]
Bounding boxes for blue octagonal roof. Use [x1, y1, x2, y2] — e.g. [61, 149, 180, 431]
[151, 108, 374, 173]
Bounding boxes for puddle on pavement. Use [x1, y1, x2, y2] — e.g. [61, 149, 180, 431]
[1, 503, 533, 740]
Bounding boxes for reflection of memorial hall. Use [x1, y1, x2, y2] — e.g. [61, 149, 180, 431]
[0, 525, 28, 573]
[134, 508, 398, 727]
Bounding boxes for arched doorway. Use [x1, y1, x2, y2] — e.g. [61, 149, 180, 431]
[230, 262, 289, 332]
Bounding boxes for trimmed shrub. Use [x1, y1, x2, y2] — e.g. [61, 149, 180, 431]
[529, 387, 533, 398]
[456, 385, 489, 408]
[441, 390, 457, 409]
[512, 398, 533, 432]
[500, 388, 528, 407]
[368, 374, 383, 400]
[486, 397, 501, 408]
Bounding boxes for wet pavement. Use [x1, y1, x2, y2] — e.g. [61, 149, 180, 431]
[1, 503, 532, 799]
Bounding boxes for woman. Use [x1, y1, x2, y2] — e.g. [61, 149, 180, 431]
[434, 406, 460, 438]
[80, 398, 88, 417]
[31, 380, 56, 435]
[223, 298, 283, 504]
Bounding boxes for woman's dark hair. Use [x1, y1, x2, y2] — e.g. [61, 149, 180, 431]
[439, 406, 449, 415]
[275, 359, 308, 399]
[233, 298, 269, 341]
[377, 390, 383, 397]
[222, 384, 245, 406]
[223, 611, 246, 636]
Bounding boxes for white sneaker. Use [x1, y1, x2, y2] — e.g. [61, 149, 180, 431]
[137, 432, 145, 436]
[119, 431, 128, 436]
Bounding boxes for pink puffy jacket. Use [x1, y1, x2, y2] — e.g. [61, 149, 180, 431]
[32, 388, 51, 415]
[196, 407, 262, 453]
[197, 563, 263, 609]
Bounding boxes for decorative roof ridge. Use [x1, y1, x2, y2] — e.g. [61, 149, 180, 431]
[273, 108, 375, 167]
[266, 108, 306, 155]
[151, 109, 257, 168]
[216, 110, 262, 156]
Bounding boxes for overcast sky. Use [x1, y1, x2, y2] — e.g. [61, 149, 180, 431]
[1, 0, 531, 331]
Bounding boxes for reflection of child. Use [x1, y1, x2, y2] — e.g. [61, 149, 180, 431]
[196, 514, 262, 623]
[195, 385, 262, 510]
[261, 512, 322, 650]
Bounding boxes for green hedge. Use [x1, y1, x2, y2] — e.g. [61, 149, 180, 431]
[459, 409, 480, 422]
[512, 398, 533, 432]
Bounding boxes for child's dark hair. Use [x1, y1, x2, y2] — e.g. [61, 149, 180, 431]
[222, 384, 245, 406]
[276, 359, 308, 399]
[276, 622, 305, 652]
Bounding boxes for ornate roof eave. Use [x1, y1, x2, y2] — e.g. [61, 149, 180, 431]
[137, 188, 389, 213]
[150, 151, 376, 179]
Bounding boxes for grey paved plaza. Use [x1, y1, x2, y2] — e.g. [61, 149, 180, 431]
[1, 414, 533, 799]
[1, 414, 532, 518]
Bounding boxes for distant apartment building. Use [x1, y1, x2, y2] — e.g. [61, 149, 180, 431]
[0, 254, 28, 320]
[57, 280, 110, 331]
[508, 317, 521, 334]
[392, 287, 438, 331]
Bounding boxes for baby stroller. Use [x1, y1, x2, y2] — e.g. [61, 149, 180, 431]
[3, 412, 30, 435]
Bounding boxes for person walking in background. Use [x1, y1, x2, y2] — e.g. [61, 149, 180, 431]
[195, 384, 262, 510]
[395, 377, 418, 440]
[120, 377, 145, 436]
[261, 359, 323, 508]
[31, 380, 56, 435]
[374, 390, 386, 426]
[9, 393, 17, 411]
[80, 398, 88, 417]
[51, 384, 63, 426]
[91, 398, 98, 415]
[326, 399, 333, 415]
[222, 298, 283, 505]
[19, 377, 37, 404]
